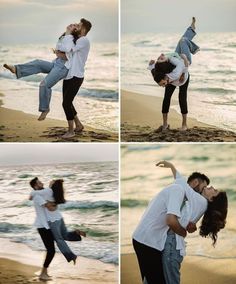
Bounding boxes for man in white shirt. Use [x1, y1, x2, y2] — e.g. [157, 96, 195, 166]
[56, 18, 92, 139]
[132, 165, 210, 284]
[29, 177, 57, 281]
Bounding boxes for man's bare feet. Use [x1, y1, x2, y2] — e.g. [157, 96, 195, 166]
[38, 110, 49, 121]
[3, 64, 16, 74]
[180, 125, 188, 131]
[191, 17, 196, 30]
[39, 273, 52, 281]
[76, 229, 86, 237]
[62, 131, 75, 139]
[74, 125, 84, 133]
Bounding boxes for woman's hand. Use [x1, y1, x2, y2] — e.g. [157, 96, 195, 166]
[156, 160, 173, 168]
[149, 59, 155, 65]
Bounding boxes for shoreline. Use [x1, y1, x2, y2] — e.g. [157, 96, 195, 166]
[121, 89, 236, 142]
[0, 238, 118, 284]
[0, 104, 118, 142]
[121, 253, 236, 284]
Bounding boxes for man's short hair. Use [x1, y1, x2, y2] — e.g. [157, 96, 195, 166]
[187, 172, 210, 185]
[80, 18, 92, 34]
[30, 177, 38, 189]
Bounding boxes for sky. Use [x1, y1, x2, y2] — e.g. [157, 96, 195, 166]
[0, 0, 118, 44]
[0, 144, 118, 165]
[121, 0, 236, 34]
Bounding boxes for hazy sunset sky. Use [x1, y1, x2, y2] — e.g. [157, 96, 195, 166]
[121, 0, 236, 34]
[0, 0, 118, 44]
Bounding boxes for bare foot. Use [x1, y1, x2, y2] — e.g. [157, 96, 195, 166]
[191, 17, 196, 30]
[39, 273, 52, 281]
[3, 64, 16, 74]
[76, 229, 86, 237]
[179, 125, 188, 131]
[62, 131, 75, 139]
[74, 125, 84, 133]
[38, 110, 49, 121]
[72, 256, 77, 265]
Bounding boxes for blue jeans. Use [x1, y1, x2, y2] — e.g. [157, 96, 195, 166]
[175, 27, 200, 64]
[15, 58, 68, 111]
[162, 232, 183, 284]
[49, 218, 81, 262]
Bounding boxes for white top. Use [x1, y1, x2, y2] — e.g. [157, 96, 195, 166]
[174, 172, 208, 256]
[31, 188, 62, 223]
[133, 183, 186, 251]
[65, 36, 90, 80]
[55, 35, 74, 69]
[167, 57, 188, 86]
[32, 194, 50, 229]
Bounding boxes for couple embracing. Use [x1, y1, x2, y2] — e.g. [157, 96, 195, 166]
[133, 161, 228, 284]
[4, 18, 91, 139]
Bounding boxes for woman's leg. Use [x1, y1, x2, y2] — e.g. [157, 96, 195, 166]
[49, 219, 77, 263]
[62, 77, 84, 138]
[161, 84, 176, 129]
[37, 228, 55, 280]
[38, 63, 68, 120]
[60, 218, 84, 241]
[178, 75, 190, 130]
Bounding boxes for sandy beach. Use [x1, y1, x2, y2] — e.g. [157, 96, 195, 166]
[121, 253, 236, 284]
[0, 238, 118, 284]
[121, 90, 236, 142]
[0, 102, 118, 142]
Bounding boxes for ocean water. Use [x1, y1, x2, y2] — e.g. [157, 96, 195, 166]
[121, 32, 236, 132]
[121, 144, 236, 260]
[0, 161, 118, 265]
[0, 42, 118, 132]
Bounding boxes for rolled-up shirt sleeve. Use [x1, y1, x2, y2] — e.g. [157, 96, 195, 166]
[166, 185, 185, 218]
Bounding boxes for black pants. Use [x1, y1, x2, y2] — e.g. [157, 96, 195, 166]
[133, 239, 166, 284]
[38, 228, 55, 268]
[62, 76, 84, 121]
[162, 74, 190, 114]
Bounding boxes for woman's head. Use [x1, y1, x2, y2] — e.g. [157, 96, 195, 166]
[157, 53, 168, 63]
[154, 61, 175, 75]
[200, 191, 228, 246]
[50, 179, 66, 204]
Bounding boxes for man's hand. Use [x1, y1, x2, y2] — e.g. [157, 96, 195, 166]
[55, 50, 68, 61]
[45, 201, 57, 211]
[179, 73, 185, 83]
[186, 222, 197, 233]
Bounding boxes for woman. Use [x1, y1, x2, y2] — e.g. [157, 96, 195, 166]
[157, 161, 228, 284]
[3, 23, 78, 121]
[149, 17, 199, 131]
[30, 179, 86, 277]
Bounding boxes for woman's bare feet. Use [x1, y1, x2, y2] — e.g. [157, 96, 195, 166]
[76, 229, 86, 237]
[191, 17, 196, 30]
[72, 256, 77, 265]
[74, 125, 84, 133]
[38, 110, 49, 121]
[180, 125, 188, 131]
[3, 64, 16, 74]
[62, 131, 75, 139]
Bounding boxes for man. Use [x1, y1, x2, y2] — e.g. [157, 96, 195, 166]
[29, 177, 56, 281]
[149, 17, 199, 131]
[56, 18, 92, 138]
[132, 164, 210, 284]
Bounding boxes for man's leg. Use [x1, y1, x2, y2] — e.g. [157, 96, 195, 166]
[133, 239, 166, 284]
[62, 77, 84, 138]
[37, 228, 55, 280]
[178, 75, 190, 130]
[162, 233, 183, 284]
[161, 84, 176, 130]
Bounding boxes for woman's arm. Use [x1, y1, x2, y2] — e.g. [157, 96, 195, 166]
[156, 160, 177, 178]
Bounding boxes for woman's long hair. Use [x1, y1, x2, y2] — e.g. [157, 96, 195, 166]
[59, 29, 79, 44]
[51, 179, 66, 204]
[199, 191, 228, 246]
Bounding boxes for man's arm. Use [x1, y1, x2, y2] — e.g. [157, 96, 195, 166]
[166, 214, 187, 237]
[55, 50, 67, 61]
[33, 195, 57, 211]
[156, 160, 177, 178]
[72, 37, 88, 52]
